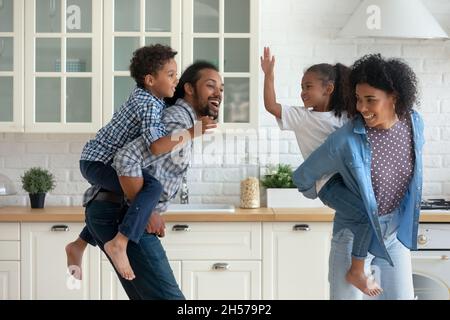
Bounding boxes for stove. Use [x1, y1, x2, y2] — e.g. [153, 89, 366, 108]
[420, 199, 450, 211]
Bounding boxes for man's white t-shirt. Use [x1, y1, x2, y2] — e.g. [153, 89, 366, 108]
[276, 104, 349, 192]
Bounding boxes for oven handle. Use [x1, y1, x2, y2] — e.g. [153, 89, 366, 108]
[412, 255, 449, 261]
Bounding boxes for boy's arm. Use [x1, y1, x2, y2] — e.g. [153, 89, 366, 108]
[261, 47, 281, 119]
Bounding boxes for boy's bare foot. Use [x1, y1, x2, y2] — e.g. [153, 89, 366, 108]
[65, 238, 87, 280]
[346, 269, 383, 296]
[104, 234, 135, 281]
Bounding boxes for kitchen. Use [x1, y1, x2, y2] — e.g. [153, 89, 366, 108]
[1, 0, 450, 300]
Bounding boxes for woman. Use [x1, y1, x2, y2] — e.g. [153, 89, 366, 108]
[293, 54, 424, 300]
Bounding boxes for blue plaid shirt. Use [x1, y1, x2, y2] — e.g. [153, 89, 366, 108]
[80, 86, 168, 164]
[84, 98, 197, 213]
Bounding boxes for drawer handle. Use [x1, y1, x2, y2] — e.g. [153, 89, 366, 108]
[212, 263, 229, 271]
[51, 225, 70, 232]
[293, 224, 310, 231]
[172, 224, 191, 232]
[413, 255, 449, 261]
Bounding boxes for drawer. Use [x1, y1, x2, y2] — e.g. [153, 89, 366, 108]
[0, 241, 20, 260]
[0, 223, 20, 241]
[161, 222, 261, 260]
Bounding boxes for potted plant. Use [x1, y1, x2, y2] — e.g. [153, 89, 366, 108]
[21, 167, 56, 208]
[261, 164, 324, 208]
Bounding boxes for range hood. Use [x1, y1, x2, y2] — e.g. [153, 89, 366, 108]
[339, 0, 448, 39]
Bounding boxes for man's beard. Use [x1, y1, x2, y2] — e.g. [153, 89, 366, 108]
[193, 90, 219, 120]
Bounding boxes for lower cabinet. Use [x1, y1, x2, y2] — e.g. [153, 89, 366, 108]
[263, 222, 332, 299]
[101, 258, 182, 300]
[182, 261, 261, 300]
[2, 220, 332, 300]
[0, 223, 20, 300]
[21, 223, 101, 300]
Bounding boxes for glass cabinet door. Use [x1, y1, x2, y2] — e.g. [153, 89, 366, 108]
[183, 0, 258, 128]
[25, 0, 101, 132]
[0, 0, 24, 132]
[103, 0, 182, 122]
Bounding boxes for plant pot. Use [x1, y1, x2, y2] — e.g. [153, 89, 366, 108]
[266, 188, 325, 208]
[29, 193, 46, 209]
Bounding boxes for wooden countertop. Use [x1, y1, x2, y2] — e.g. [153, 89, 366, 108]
[0, 206, 449, 222]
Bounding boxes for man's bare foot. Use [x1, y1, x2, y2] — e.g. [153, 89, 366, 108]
[104, 235, 135, 281]
[346, 269, 383, 296]
[65, 239, 86, 280]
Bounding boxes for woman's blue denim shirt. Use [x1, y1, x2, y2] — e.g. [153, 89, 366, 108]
[293, 111, 424, 263]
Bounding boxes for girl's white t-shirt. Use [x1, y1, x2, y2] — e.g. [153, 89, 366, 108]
[276, 104, 349, 192]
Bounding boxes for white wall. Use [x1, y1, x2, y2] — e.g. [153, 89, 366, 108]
[1, 0, 450, 207]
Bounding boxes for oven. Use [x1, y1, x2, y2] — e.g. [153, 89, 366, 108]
[412, 223, 450, 300]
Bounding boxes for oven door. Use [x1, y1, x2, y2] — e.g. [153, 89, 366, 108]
[412, 251, 450, 300]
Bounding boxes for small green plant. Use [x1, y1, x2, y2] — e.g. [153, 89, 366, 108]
[21, 167, 56, 194]
[261, 164, 296, 188]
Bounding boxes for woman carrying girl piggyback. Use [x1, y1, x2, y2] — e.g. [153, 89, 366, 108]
[261, 47, 382, 296]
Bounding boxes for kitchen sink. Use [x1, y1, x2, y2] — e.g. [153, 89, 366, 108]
[166, 203, 235, 213]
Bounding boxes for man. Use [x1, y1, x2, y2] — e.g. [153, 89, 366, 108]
[83, 61, 223, 299]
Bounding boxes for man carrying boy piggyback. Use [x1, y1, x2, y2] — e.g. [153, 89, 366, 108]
[66, 45, 215, 281]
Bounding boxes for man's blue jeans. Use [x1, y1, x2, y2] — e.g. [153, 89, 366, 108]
[85, 199, 185, 300]
[79, 160, 163, 245]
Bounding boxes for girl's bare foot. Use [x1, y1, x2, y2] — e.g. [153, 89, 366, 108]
[104, 233, 135, 281]
[65, 238, 87, 280]
[346, 269, 383, 296]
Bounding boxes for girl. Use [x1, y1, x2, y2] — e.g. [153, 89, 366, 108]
[261, 47, 382, 296]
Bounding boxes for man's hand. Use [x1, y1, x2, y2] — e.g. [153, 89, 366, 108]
[198, 116, 217, 135]
[146, 212, 166, 237]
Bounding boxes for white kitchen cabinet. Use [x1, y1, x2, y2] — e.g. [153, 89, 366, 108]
[24, 0, 103, 132]
[0, 222, 21, 300]
[182, 260, 261, 300]
[101, 257, 181, 300]
[263, 222, 332, 300]
[21, 222, 101, 300]
[0, 0, 24, 132]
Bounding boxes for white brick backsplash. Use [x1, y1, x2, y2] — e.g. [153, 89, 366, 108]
[203, 168, 241, 182]
[0, 142, 25, 155]
[1, 0, 450, 205]
[423, 183, 443, 197]
[424, 155, 443, 168]
[26, 142, 69, 154]
[42, 195, 71, 206]
[189, 183, 223, 196]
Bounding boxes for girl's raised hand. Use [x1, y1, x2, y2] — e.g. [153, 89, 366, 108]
[260, 46, 275, 76]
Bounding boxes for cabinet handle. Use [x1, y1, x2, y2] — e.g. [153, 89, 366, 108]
[51, 225, 70, 232]
[293, 224, 310, 231]
[212, 263, 229, 271]
[413, 255, 449, 261]
[172, 224, 191, 232]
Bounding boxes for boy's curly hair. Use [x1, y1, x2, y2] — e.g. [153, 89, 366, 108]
[129, 44, 177, 88]
[349, 54, 419, 118]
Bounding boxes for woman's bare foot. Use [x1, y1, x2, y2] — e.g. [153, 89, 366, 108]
[104, 233, 135, 281]
[65, 238, 87, 280]
[346, 269, 383, 296]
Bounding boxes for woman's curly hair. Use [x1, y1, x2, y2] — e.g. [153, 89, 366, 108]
[129, 44, 177, 88]
[349, 54, 419, 118]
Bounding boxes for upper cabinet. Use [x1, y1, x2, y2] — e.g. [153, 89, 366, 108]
[2, 0, 258, 133]
[0, 0, 24, 132]
[24, 0, 102, 132]
[183, 0, 258, 129]
[103, 0, 182, 123]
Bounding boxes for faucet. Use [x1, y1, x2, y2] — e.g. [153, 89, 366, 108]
[180, 175, 189, 204]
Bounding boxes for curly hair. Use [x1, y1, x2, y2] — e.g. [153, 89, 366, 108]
[349, 54, 419, 118]
[129, 44, 177, 88]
